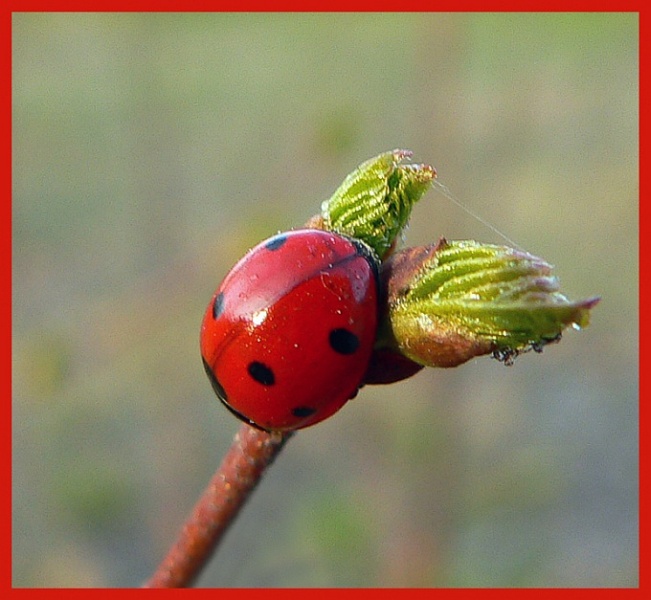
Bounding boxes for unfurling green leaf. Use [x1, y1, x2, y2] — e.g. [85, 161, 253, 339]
[320, 149, 435, 259]
[377, 239, 600, 368]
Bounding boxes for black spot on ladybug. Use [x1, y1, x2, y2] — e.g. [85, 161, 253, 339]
[248, 361, 275, 385]
[202, 357, 228, 401]
[329, 328, 360, 355]
[292, 406, 317, 418]
[212, 292, 225, 320]
[264, 234, 288, 251]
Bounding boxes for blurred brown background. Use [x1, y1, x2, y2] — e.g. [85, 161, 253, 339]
[12, 13, 638, 587]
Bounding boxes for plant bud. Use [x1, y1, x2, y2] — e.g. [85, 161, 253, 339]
[375, 238, 600, 368]
[320, 149, 435, 259]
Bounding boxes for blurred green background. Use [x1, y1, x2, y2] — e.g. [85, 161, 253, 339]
[12, 13, 638, 588]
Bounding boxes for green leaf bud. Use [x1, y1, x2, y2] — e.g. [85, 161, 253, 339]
[320, 149, 435, 259]
[377, 239, 600, 368]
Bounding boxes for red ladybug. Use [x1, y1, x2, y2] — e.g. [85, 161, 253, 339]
[200, 228, 380, 432]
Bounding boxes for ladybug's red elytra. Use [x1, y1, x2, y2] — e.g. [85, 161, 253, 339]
[200, 228, 380, 432]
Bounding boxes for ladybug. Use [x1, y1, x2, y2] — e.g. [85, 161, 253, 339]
[200, 228, 380, 432]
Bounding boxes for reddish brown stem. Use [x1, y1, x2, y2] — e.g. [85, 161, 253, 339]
[143, 423, 294, 588]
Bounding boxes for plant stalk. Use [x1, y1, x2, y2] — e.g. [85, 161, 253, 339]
[143, 423, 294, 588]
